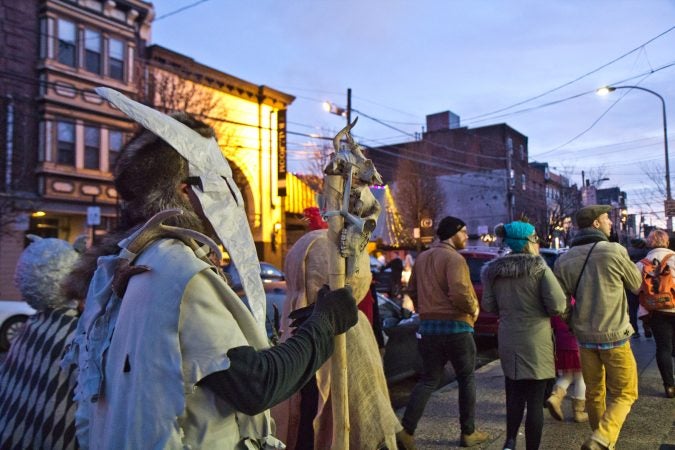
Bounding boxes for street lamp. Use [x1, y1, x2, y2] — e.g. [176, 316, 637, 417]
[322, 101, 346, 117]
[596, 85, 672, 230]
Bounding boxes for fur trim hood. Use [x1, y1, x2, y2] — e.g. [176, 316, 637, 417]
[481, 253, 548, 284]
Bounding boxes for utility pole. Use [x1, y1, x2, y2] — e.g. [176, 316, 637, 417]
[346, 88, 351, 125]
[506, 137, 514, 221]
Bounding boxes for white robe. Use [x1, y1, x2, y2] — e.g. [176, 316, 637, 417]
[65, 236, 283, 449]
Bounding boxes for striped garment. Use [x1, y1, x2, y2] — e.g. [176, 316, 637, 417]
[0, 308, 79, 449]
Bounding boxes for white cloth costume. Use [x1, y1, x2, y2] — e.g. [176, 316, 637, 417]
[63, 88, 283, 449]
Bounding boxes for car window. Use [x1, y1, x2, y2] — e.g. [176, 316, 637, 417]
[463, 256, 490, 283]
[260, 262, 284, 281]
[540, 252, 557, 269]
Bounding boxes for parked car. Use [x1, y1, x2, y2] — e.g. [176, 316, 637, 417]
[222, 262, 287, 340]
[0, 300, 36, 351]
[377, 292, 422, 382]
[539, 247, 569, 269]
[460, 246, 511, 338]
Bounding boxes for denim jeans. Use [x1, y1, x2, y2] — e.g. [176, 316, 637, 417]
[402, 332, 477, 435]
[650, 311, 675, 388]
[580, 341, 638, 449]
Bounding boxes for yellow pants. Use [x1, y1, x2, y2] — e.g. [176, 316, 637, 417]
[580, 341, 638, 449]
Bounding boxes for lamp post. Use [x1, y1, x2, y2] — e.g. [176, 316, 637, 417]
[597, 85, 671, 230]
[322, 88, 352, 126]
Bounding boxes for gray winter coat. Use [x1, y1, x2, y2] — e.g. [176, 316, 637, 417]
[481, 253, 567, 380]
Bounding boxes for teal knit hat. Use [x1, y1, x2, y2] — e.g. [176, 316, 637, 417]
[502, 221, 536, 252]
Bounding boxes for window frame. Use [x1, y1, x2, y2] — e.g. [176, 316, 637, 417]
[84, 28, 102, 74]
[108, 129, 123, 171]
[56, 120, 76, 166]
[107, 37, 125, 81]
[57, 18, 77, 67]
[84, 124, 101, 170]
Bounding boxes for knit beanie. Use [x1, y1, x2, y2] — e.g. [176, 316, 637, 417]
[495, 221, 536, 252]
[437, 216, 466, 240]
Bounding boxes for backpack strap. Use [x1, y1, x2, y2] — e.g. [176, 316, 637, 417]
[573, 242, 599, 299]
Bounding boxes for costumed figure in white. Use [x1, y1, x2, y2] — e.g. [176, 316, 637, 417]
[62, 88, 358, 449]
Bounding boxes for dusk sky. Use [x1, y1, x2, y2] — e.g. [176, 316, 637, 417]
[152, 0, 675, 224]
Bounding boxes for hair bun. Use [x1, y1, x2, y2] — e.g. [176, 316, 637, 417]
[494, 223, 506, 238]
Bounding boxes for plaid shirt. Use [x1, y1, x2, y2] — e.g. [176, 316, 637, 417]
[579, 338, 629, 350]
[418, 319, 474, 335]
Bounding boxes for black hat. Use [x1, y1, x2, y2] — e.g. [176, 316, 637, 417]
[437, 216, 466, 240]
[576, 205, 611, 228]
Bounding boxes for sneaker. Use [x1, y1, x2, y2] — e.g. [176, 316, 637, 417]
[581, 437, 608, 450]
[503, 437, 516, 450]
[645, 329, 653, 338]
[460, 430, 489, 447]
[396, 429, 417, 450]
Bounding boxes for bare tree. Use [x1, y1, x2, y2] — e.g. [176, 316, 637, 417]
[392, 156, 444, 231]
[640, 161, 666, 198]
[136, 67, 221, 118]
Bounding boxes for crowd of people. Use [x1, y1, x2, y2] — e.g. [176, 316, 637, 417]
[0, 92, 673, 450]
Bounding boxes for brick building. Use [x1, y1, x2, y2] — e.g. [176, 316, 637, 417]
[0, 0, 295, 298]
[0, 0, 154, 299]
[367, 110, 548, 238]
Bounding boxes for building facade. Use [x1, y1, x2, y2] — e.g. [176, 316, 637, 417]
[0, 0, 294, 299]
[367, 110, 548, 239]
[0, 0, 154, 299]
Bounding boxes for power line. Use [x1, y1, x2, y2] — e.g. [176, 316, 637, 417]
[462, 25, 675, 123]
[154, 0, 212, 21]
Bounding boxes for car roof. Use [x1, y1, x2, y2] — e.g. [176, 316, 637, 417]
[460, 246, 511, 256]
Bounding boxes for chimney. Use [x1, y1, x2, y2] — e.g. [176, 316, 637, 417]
[426, 110, 460, 132]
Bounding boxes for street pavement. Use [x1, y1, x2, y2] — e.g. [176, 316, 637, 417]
[396, 335, 675, 449]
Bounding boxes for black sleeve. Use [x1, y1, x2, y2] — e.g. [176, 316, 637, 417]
[199, 313, 335, 416]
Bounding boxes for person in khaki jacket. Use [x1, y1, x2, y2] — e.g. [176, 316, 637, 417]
[398, 216, 488, 450]
[554, 205, 642, 450]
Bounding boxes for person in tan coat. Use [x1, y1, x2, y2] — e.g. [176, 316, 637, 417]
[399, 216, 488, 449]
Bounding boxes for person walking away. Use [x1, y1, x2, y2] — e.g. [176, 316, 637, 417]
[554, 205, 642, 450]
[399, 216, 489, 449]
[481, 222, 566, 450]
[0, 237, 83, 449]
[546, 315, 588, 423]
[635, 229, 675, 398]
[626, 238, 650, 337]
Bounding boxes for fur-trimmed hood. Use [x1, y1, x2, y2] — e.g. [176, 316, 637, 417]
[481, 253, 547, 284]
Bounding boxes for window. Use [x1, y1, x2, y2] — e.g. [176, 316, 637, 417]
[521, 174, 527, 190]
[84, 125, 100, 169]
[519, 144, 525, 160]
[84, 29, 102, 74]
[108, 38, 124, 81]
[57, 121, 75, 165]
[57, 19, 77, 67]
[109, 130, 123, 170]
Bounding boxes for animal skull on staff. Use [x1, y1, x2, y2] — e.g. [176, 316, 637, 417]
[321, 118, 383, 448]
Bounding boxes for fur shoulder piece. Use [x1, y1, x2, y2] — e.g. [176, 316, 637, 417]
[481, 253, 547, 283]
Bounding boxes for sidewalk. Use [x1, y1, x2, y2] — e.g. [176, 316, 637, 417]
[396, 336, 675, 449]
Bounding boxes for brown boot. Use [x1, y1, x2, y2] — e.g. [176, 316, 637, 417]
[546, 385, 566, 421]
[572, 398, 589, 423]
[396, 429, 417, 450]
[460, 429, 488, 447]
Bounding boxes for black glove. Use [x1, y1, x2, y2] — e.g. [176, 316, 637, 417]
[289, 285, 358, 335]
